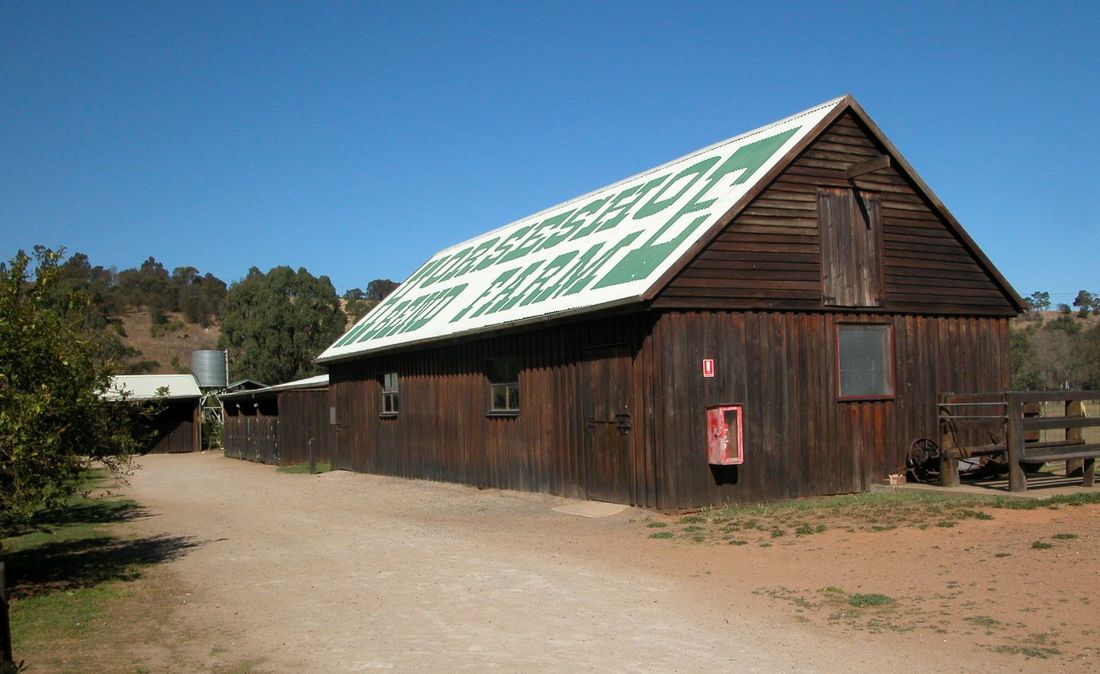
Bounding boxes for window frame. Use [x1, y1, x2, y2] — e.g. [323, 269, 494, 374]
[486, 356, 520, 417]
[380, 371, 400, 417]
[835, 322, 896, 402]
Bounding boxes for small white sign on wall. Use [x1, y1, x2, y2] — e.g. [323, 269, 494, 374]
[702, 358, 716, 378]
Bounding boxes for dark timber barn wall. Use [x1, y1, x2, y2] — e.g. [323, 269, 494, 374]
[326, 101, 1019, 509]
[142, 398, 202, 454]
[224, 387, 334, 466]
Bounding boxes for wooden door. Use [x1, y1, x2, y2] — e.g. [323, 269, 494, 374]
[330, 383, 353, 471]
[583, 344, 633, 503]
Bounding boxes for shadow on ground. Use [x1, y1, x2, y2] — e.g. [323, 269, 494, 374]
[32, 499, 149, 528]
[4, 534, 199, 599]
[2, 498, 198, 599]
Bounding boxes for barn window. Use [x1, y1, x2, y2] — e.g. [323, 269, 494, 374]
[819, 188, 883, 307]
[381, 372, 399, 415]
[487, 357, 520, 415]
[837, 324, 894, 400]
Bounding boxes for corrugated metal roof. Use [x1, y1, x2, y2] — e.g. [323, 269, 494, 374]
[266, 374, 328, 392]
[219, 374, 329, 400]
[318, 97, 844, 362]
[106, 374, 202, 400]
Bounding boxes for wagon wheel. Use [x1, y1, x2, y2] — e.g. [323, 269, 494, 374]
[906, 438, 942, 483]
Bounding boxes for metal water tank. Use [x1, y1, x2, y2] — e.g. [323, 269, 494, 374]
[191, 350, 228, 388]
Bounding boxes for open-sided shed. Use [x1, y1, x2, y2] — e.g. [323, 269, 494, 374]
[107, 374, 202, 454]
[317, 95, 1022, 509]
[221, 374, 332, 466]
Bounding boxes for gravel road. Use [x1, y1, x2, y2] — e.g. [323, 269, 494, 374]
[118, 452, 996, 672]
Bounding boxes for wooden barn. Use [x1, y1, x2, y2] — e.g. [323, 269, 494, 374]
[107, 374, 202, 454]
[221, 375, 333, 466]
[317, 95, 1023, 509]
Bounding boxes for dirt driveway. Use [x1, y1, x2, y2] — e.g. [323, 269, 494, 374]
[114, 452, 1098, 672]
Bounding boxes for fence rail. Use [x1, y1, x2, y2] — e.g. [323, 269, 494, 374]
[939, 391, 1100, 492]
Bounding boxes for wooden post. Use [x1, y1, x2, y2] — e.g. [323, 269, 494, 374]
[1006, 394, 1026, 492]
[308, 437, 316, 475]
[938, 395, 960, 488]
[1, 561, 13, 666]
[1066, 399, 1085, 477]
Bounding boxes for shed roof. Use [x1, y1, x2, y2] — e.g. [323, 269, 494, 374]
[318, 94, 1020, 363]
[220, 374, 329, 401]
[106, 374, 202, 400]
[226, 378, 268, 391]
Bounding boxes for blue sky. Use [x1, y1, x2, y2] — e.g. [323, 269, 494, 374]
[2, 1, 1097, 304]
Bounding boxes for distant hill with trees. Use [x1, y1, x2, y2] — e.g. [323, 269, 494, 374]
[1013, 290, 1100, 390]
[8, 246, 398, 381]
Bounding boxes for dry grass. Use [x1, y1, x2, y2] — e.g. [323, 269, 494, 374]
[119, 310, 221, 373]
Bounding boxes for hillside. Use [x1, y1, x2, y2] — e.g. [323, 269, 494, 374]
[119, 306, 358, 376]
[1011, 310, 1100, 331]
[119, 310, 222, 374]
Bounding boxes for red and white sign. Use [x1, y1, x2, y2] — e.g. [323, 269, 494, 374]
[702, 358, 715, 378]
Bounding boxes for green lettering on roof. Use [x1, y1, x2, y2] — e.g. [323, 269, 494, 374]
[593, 127, 799, 289]
[499, 211, 573, 264]
[537, 198, 609, 251]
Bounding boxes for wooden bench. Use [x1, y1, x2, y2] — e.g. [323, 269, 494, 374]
[939, 392, 1100, 492]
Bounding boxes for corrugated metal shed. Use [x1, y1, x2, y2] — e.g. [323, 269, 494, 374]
[106, 374, 202, 400]
[318, 97, 844, 362]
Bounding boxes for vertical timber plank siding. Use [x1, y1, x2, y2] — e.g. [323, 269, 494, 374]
[277, 391, 335, 465]
[142, 400, 201, 454]
[321, 106, 1015, 508]
[651, 311, 1009, 508]
[327, 314, 660, 507]
[654, 111, 1016, 316]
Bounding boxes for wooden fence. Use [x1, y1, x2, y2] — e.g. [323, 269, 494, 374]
[939, 391, 1100, 492]
[223, 416, 280, 464]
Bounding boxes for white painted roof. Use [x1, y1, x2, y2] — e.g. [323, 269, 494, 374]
[266, 374, 328, 392]
[106, 374, 202, 400]
[219, 374, 328, 400]
[319, 97, 844, 362]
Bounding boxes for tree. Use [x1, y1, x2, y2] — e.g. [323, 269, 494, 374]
[1080, 322, 1100, 389]
[117, 256, 171, 324]
[366, 279, 399, 302]
[1023, 291, 1051, 313]
[174, 267, 227, 327]
[1010, 329, 1042, 390]
[0, 248, 142, 533]
[1073, 290, 1095, 318]
[1026, 317, 1085, 390]
[343, 279, 400, 322]
[218, 266, 345, 384]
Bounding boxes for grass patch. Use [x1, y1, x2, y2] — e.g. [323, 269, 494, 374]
[1, 490, 196, 664]
[848, 593, 895, 608]
[641, 489, 1100, 546]
[648, 531, 674, 540]
[276, 462, 332, 474]
[1051, 532, 1078, 540]
[1030, 540, 1054, 550]
[991, 645, 1061, 659]
[965, 615, 1001, 628]
[645, 521, 668, 528]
